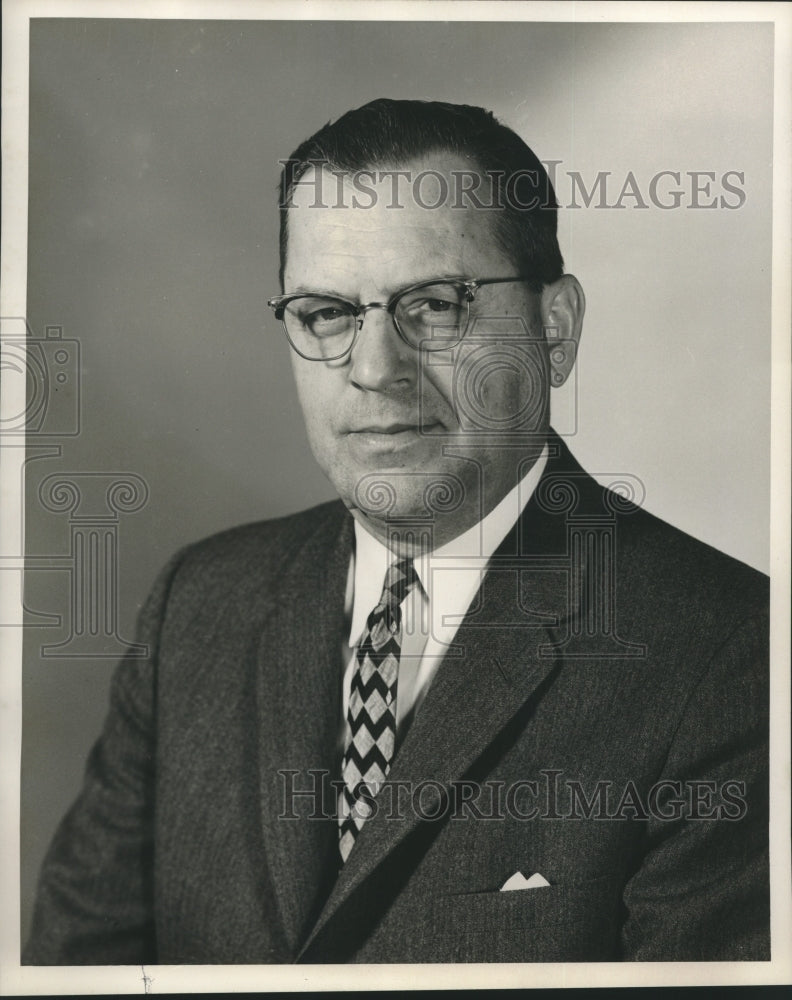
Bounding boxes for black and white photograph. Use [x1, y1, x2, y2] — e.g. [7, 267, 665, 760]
[1, 0, 790, 993]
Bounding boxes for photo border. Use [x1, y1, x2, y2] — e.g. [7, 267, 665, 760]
[2, 0, 790, 993]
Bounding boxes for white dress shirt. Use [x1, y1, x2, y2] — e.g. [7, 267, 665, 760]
[339, 445, 549, 752]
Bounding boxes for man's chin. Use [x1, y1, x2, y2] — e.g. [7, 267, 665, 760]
[339, 463, 473, 529]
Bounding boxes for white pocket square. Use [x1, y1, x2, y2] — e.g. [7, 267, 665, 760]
[500, 871, 551, 892]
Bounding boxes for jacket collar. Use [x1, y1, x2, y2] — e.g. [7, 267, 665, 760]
[254, 505, 352, 953]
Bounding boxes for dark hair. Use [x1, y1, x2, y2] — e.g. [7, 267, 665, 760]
[278, 98, 564, 292]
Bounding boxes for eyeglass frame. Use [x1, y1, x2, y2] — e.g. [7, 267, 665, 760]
[267, 275, 534, 361]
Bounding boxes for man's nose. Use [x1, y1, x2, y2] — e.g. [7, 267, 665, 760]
[347, 307, 415, 391]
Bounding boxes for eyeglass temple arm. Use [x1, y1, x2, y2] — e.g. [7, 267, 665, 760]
[268, 275, 530, 316]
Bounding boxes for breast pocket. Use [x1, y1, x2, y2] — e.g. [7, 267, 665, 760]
[428, 874, 624, 962]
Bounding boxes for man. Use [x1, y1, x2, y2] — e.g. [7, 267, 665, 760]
[24, 99, 769, 964]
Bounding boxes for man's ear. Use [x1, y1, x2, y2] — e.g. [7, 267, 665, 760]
[540, 274, 585, 388]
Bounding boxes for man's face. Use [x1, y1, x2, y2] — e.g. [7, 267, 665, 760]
[283, 155, 553, 547]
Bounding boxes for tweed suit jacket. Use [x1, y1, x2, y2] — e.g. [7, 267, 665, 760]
[24, 435, 770, 964]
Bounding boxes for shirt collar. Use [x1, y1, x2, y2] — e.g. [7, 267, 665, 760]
[347, 444, 549, 646]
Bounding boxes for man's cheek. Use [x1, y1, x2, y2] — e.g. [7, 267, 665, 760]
[485, 366, 546, 430]
[298, 403, 333, 465]
[417, 367, 456, 426]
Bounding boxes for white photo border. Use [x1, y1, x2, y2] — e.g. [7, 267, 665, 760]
[2, 0, 790, 993]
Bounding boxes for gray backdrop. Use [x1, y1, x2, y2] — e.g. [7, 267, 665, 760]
[21, 18, 773, 943]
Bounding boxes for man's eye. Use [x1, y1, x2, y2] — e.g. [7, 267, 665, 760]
[402, 298, 465, 334]
[293, 301, 353, 336]
[308, 306, 347, 323]
[423, 298, 455, 313]
[406, 297, 458, 316]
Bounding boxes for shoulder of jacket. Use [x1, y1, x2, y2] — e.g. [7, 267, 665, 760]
[610, 499, 768, 616]
[165, 498, 350, 593]
[540, 434, 767, 613]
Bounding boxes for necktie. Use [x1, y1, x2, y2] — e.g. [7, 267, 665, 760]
[338, 557, 419, 863]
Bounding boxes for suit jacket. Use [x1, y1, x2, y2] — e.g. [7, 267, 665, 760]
[24, 435, 770, 964]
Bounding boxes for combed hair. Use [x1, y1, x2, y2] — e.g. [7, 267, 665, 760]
[278, 98, 564, 292]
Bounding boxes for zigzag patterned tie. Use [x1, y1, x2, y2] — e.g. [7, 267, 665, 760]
[338, 557, 419, 863]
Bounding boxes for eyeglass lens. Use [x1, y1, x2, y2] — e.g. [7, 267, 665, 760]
[282, 281, 470, 360]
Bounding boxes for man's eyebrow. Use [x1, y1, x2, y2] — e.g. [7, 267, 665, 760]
[282, 286, 350, 298]
[284, 274, 470, 299]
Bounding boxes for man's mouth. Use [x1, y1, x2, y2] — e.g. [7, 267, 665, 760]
[346, 422, 441, 451]
[353, 423, 422, 434]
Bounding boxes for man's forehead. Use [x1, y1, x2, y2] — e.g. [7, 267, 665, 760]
[285, 156, 506, 289]
[288, 152, 494, 210]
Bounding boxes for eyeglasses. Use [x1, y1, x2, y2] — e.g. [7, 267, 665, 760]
[267, 275, 532, 361]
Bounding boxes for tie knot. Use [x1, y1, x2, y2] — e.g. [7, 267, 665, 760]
[382, 557, 418, 608]
[367, 558, 418, 636]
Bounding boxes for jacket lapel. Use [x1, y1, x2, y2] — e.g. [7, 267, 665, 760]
[298, 442, 581, 958]
[255, 506, 353, 954]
